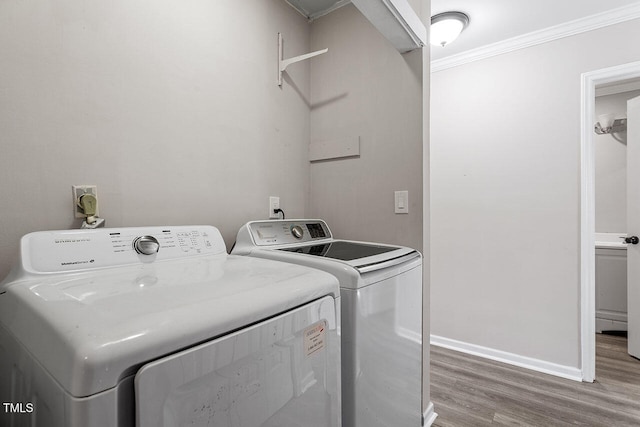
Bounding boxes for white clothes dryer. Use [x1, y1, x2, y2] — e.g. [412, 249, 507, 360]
[0, 225, 341, 427]
[233, 219, 422, 427]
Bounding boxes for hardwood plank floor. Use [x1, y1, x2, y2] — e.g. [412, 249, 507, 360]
[431, 334, 640, 426]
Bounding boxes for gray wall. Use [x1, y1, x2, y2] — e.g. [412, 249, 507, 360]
[0, 0, 427, 295]
[308, 1, 428, 412]
[0, 0, 313, 278]
[431, 19, 640, 369]
[309, 5, 424, 253]
[595, 89, 640, 233]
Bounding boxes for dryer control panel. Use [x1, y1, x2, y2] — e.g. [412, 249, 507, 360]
[238, 220, 333, 247]
[19, 226, 226, 274]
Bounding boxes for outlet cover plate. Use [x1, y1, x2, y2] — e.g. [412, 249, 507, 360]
[269, 196, 280, 219]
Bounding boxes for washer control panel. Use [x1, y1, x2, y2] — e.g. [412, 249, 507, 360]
[291, 225, 304, 239]
[246, 220, 332, 246]
[133, 235, 160, 255]
[20, 226, 226, 274]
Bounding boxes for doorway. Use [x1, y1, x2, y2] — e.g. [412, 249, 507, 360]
[594, 86, 640, 338]
[581, 60, 640, 382]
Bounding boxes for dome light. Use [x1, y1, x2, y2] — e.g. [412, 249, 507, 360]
[430, 12, 469, 47]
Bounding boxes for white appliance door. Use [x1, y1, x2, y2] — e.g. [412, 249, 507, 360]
[135, 295, 340, 427]
[342, 263, 422, 427]
[628, 95, 640, 359]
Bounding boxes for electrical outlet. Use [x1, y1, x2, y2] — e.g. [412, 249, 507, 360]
[72, 185, 98, 218]
[269, 196, 280, 219]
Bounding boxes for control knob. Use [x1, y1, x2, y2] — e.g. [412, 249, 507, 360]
[133, 235, 160, 255]
[291, 225, 304, 239]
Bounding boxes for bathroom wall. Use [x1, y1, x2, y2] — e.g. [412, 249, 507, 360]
[595, 89, 640, 232]
[431, 18, 640, 371]
[0, 0, 314, 278]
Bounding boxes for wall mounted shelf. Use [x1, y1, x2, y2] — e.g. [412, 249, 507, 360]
[278, 33, 328, 87]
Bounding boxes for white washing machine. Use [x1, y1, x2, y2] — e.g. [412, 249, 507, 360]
[232, 219, 422, 427]
[0, 225, 341, 427]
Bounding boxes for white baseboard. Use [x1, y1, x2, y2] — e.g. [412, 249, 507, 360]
[430, 335, 582, 382]
[596, 317, 627, 333]
[422, 401, 437, 427]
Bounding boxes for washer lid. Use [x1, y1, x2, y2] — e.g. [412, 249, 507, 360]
[0, 254, 339, 398]
[279, 241, 397, 261]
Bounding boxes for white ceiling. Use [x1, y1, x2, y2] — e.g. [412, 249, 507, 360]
[430, 0, 640, 61]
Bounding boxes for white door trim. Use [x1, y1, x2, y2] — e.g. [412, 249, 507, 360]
[580, 60, 640, 382]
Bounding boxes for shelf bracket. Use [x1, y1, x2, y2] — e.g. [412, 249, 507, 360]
[278, 32, 328, 87]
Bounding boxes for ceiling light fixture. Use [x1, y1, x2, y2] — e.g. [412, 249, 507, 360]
[430, 11, 469, 47]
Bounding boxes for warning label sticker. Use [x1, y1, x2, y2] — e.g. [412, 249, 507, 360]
[303, 321, 326, 358]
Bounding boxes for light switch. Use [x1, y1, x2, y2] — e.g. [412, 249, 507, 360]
[395, 191, 408, 214]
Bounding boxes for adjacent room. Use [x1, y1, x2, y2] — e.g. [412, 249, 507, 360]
[430, 0, 640, 424]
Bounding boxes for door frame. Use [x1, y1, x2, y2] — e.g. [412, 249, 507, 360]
[580, 60, 640, 382]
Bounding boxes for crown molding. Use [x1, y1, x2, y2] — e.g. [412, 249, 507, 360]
[431, 3, 640, 73]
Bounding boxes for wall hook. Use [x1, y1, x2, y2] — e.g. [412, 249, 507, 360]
[278, 32, 328, 87]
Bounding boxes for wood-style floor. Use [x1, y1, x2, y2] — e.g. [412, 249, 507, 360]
[430, 334, 640, 426]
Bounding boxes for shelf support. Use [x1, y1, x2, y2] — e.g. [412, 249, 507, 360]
[278, 33, 328, 87]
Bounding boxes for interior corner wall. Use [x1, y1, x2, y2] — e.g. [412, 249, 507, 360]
[308, 4, 423, 253]
[430, 18, 640, 369]
[0, 0, 312, 278]
[308, 1, 427, 414]
[419, 0, 431, 417]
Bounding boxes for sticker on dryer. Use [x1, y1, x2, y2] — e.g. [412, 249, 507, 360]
[304, 321, 327, 357]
